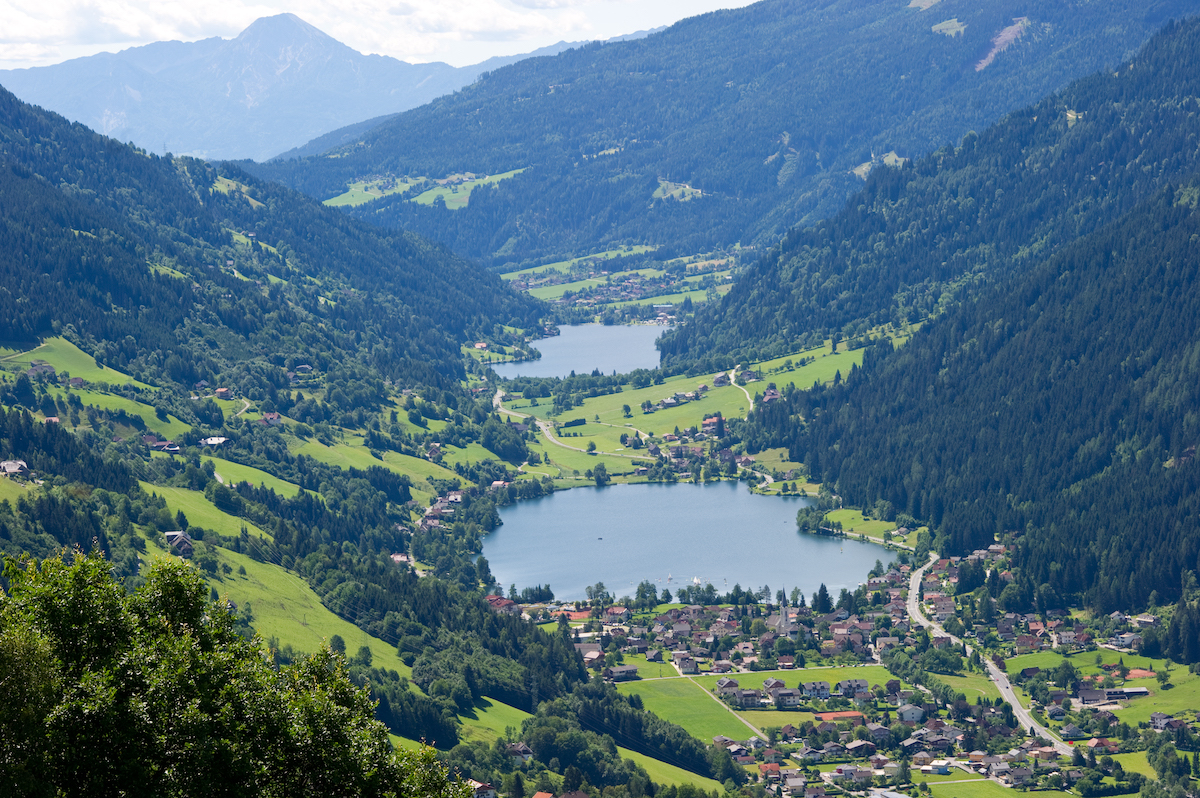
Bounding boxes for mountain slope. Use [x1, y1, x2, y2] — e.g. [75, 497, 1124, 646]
[0, 84, 541, 394]
[0, 15, 584, 161]
[660, 14, 1200, 368]
[249, 0, 1193, 268]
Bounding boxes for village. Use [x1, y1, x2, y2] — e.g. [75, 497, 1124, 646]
[469, 541, 1200, 798]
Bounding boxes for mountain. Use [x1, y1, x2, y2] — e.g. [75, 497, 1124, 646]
[248, 0, 1194, 269]
[271, 28, 666, 162]
[0, 15, 618, 162]
[724, 17, 1200, 618]
[0, 83, 541, 393]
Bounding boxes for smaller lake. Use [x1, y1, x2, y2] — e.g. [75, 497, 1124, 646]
[491, 324, 665, 380]
[485, 481, 888, 601]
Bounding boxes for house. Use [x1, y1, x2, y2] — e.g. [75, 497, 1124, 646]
[604, 665, 639, 681]
[259, 412, 283, 426]
[804, 786, 826, 798]
[532, 793, 554, 798]
[507, 743, 534, 762]
[485, 595, 520, 615]
[763, 678, 787, 691]
[802, 681, 831, 699]
[866, 723, 892, 743]
[845, 740, 875, 756]
[837, 678, 868, 696]
[735, 689, 762, 708]
[467, 781, 497, 798]
[677, 657, 698, 674]
[0, 459, 29, 476]
[164, 530, 193, 557]
[215, 387, 232, 400]
[606, 606, 632, 622]
[199, 436, 228, 447]
[1060, 723, 1086, 739]
[1151, 712, 1177, 732]
[897, 704, 925, 723]
[777, 655, 796, 668]
[763, 749, 783, 764]
[772, 688, 804, 707]
[911, 752, 934, 767]
[785, 777, 807, 796]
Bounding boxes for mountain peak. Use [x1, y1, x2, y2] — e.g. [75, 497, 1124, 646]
[232, 13, 342, 51]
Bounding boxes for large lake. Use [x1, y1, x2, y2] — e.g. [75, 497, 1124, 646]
[491, 324, 664, 380]
[485, 480, 889, 601]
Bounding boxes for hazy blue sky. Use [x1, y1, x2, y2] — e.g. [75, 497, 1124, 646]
[0, 0, 757, 69]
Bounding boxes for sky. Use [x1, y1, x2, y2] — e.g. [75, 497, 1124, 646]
[0, 0, 758, 70]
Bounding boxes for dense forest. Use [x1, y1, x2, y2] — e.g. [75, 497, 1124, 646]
[248, 0, 1191, 269]
[736, 174, 1200, 616]
[661, 15, 1200, 369]
[0, 85, 541, 395]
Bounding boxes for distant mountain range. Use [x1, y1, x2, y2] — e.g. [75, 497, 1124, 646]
[0, 14, 660, 161]
[248, 0, 1196, 270]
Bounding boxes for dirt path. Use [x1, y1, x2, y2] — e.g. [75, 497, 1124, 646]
[235, 399, 251, 417]
[683, 674, 766, 741]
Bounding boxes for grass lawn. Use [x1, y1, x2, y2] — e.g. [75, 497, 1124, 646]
[293, 437, 461, 497]
[140, 482, 271, 540]
[4, 336, 149, 387]
[929, 781, 1068, 798]
[617, 653, 675, 679]
[823, 509, 895, 541]
[740, 708, 816, 731]
[1111, 752, 1155, 778]
[203, 546, 411, 676]
[939, 673, 1002, 703]
[323, 177, 418, 207]
[616, 678, 753, 741]
[910, 770, 984, 783]
[769, 350, 865, 393]
[0, 477, 33, 504]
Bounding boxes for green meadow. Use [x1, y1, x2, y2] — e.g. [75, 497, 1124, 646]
[616, 677, 753, 741]
[501, 246, 657, 281]
[140, 482, 271, 540]
[200, 456, 305, 498]
[938, 672, 1002, 703]
[411, 169, 525, 210]
[323, 177, 419, 207]
[4, 336, 149, 387]
[609, 286, 731, 308]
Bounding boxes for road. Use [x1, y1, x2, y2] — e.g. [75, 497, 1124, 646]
[906, 554, 1073, 756]
[493, 389, 648, 461]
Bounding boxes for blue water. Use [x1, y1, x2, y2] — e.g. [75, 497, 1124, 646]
[485, 480, 888, 601]
[491, 324, 664, 379]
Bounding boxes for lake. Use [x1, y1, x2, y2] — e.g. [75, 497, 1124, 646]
[485, 480, 889, 601]
[491, 324, 664, 380]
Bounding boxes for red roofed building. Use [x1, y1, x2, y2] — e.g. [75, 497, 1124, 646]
[486, 595, 520, 615]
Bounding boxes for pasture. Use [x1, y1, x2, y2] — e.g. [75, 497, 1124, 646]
[616, 677, 753, 741]
[5, 336, 148, 387]
[411, 169, 525, 210]
[501, 246, 657, 281]
[140, 482, 271, 540]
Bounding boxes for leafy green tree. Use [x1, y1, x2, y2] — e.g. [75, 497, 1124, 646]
[0, 550, 467, 798]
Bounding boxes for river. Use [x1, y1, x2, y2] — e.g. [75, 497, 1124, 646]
[491, 324, 665, 380]
[485, 480, 889, 601]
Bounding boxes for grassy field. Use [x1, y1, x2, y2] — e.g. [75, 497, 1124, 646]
[205, 545, 411, 675]
[739, 708, 817, 731]
[609, 286, 731, 308]
[459, 697, 532, 744]
[823, 509, 895, 540]
[53, 386, 191, 440]
[411, 169, 525, 210]
[619, 748, 723, 791]
[939, 672, 1002, 703]
[4, 337, 148, 387]
[616, 678, 753, 741]
[323, 177, 419, 207]
[1004, 649, 1198, 724]
[201, 456, 305, 498]
[1111, 752, 1155, 778]
[0, 477, 33, 504]
[293, 437, 461, 501]
[458, 696, 722, 789]
[529, 276, 609, 301]
[692, 665, 900, 694]
[501, 247, 657, 281]
[909, 770, 985, 783]
[140, 482, 271, 540]
[929, 780, 1068, 798]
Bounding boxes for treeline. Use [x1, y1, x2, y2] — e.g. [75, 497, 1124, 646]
[661, 16, 1200, 369]
[248, 0, 1183, 268]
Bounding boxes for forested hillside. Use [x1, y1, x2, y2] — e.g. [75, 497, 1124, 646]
[738, 178, 1200, 615]
[249, 0, 1191, 269]
[661, 15, 1200, 368]
[0, 85, 540, 395]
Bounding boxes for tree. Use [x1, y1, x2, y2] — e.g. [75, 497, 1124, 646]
[622, 404, 632, 418]
[812, 583, 833, 614]
[586, 440, 597, 453]
[0, 550, 467, 798]
[593, 462, 609, 487]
